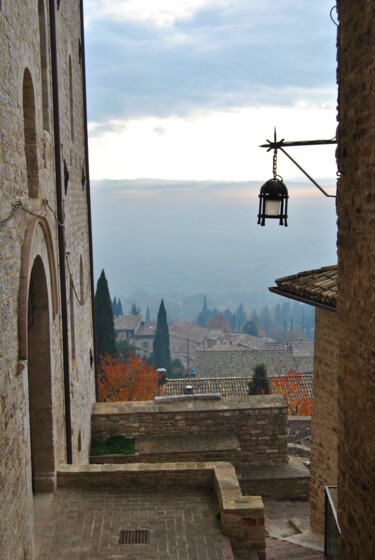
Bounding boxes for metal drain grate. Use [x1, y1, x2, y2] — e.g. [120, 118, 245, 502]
[119, 529, 150, 545]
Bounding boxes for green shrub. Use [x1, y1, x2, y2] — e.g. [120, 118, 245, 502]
[91, 435, 135, 456]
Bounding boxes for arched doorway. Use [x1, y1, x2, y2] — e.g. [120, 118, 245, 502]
[28, 255, 55, 492]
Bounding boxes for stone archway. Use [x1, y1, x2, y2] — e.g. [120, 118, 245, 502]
[19, 217, 59, 493]
[27, 255, 55, 492]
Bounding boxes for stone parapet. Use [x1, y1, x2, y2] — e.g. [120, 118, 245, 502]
[91, 395, 288, 466]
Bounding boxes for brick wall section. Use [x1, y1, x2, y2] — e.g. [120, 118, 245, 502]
[91, 396, 289, 465]
[336, 2, 375, 557]
[309, 309, 339, 533]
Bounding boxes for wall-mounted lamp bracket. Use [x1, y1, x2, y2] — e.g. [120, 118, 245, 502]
[257, 129, 337, 227]
[259, 129, 337, 198]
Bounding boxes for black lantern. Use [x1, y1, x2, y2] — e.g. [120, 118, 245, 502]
[258, 135, 288, 226]
[258, 128, 336, 227]
[258, 177, 288, 226]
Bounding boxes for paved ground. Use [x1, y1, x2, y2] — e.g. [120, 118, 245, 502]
[35, 487, 229, 560]
[34, 491, 324, 560]
[264, 500, 323, 560]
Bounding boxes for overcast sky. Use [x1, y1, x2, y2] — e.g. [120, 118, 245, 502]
[84, 1, 339, 301]
[84, 0, 338, 182]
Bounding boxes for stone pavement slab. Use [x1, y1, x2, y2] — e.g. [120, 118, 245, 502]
[35, 487, 229, 560]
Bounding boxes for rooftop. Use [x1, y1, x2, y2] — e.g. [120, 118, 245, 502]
[114, 315, 142, 331]
[196, 347, 313, 377]
[163, 374, 314, 401]
[270, 265, 337, 310]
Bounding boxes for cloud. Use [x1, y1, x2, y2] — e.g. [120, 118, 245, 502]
[84, 0, 337, 123]
[88, 120, 127, 137]
[153, 126, 166, 136]
[87, 105, 338, 181]
[84, 0, 230, 28]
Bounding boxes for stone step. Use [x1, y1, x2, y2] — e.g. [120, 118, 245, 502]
[240, 458, 310, 500]
[266, 536, 323, 559]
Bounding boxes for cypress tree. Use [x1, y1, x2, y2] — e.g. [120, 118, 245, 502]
[112, 296, 118, 317]
[117, 298, 123, 316]
[248, 363, 270, 395]
[130, 303, 141, 315]
[95, 270, 117, 358]
[153, 299, 170, 369]
[145, 306, 151, 323]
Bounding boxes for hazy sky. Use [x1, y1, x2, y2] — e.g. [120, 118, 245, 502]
[85, 1, 339, 303]
[84, 0, 338, 182]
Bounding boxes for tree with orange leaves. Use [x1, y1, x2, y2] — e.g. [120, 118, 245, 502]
[270, 370, 313, 416]
[98, 353, 161, 402]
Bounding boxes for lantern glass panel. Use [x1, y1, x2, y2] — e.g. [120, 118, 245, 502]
[265, 199, 281, 216]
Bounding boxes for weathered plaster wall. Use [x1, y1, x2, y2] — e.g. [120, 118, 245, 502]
[309, 309, 339, 533]
[336, 1, 375, 557]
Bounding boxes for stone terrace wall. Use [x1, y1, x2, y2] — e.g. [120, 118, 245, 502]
[91, 395, 288, 465]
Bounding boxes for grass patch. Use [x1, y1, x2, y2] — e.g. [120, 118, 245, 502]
[91, 435, 135, 456]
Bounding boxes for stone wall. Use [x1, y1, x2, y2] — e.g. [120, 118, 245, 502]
[0, 2, 95, 558]
[309, 309, 339, 533]
[91, 395, 289, 466]
[336, 2, 375, 557]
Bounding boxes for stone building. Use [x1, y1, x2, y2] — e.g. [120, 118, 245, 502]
[336, 1, 375, 557]
[269, 0, 375, 554]
[0, 1, 96, 558]
[270, 266, 338, 533]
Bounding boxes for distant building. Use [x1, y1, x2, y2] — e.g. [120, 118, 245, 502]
[114, 315, 156, 356]
[196, 346, 313, 378]
[270, 265, 338, 533]
[169, 320, 226, 371]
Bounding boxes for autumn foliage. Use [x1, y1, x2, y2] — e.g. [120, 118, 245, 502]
[270, 370, 313, 416]
[98, 353, 162, 402]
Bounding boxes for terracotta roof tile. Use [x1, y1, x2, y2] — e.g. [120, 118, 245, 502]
[114, 315, 142, 330]
[271, 265, 337, 309]
[163, 374, 314, 401]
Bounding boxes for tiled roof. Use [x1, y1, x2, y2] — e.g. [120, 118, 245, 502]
[170, 321, 217, 343]
[287, 341, 314, 357]
[163, 374, 314, 401]
[270, 265, 337, 309]
[136, 322, 156, 336]
[114, 315, 142, 330]
[196, 348, 300, 377]
[294, 356, 314, 373]
[212, 334, 271, 351]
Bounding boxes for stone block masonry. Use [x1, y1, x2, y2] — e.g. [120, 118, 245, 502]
[309, 309, 339, 534]
[91, 395, 289, 467]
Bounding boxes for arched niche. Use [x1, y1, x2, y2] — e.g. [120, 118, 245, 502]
[23, 68, 39, 198]
[19, 217, 58, 360]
